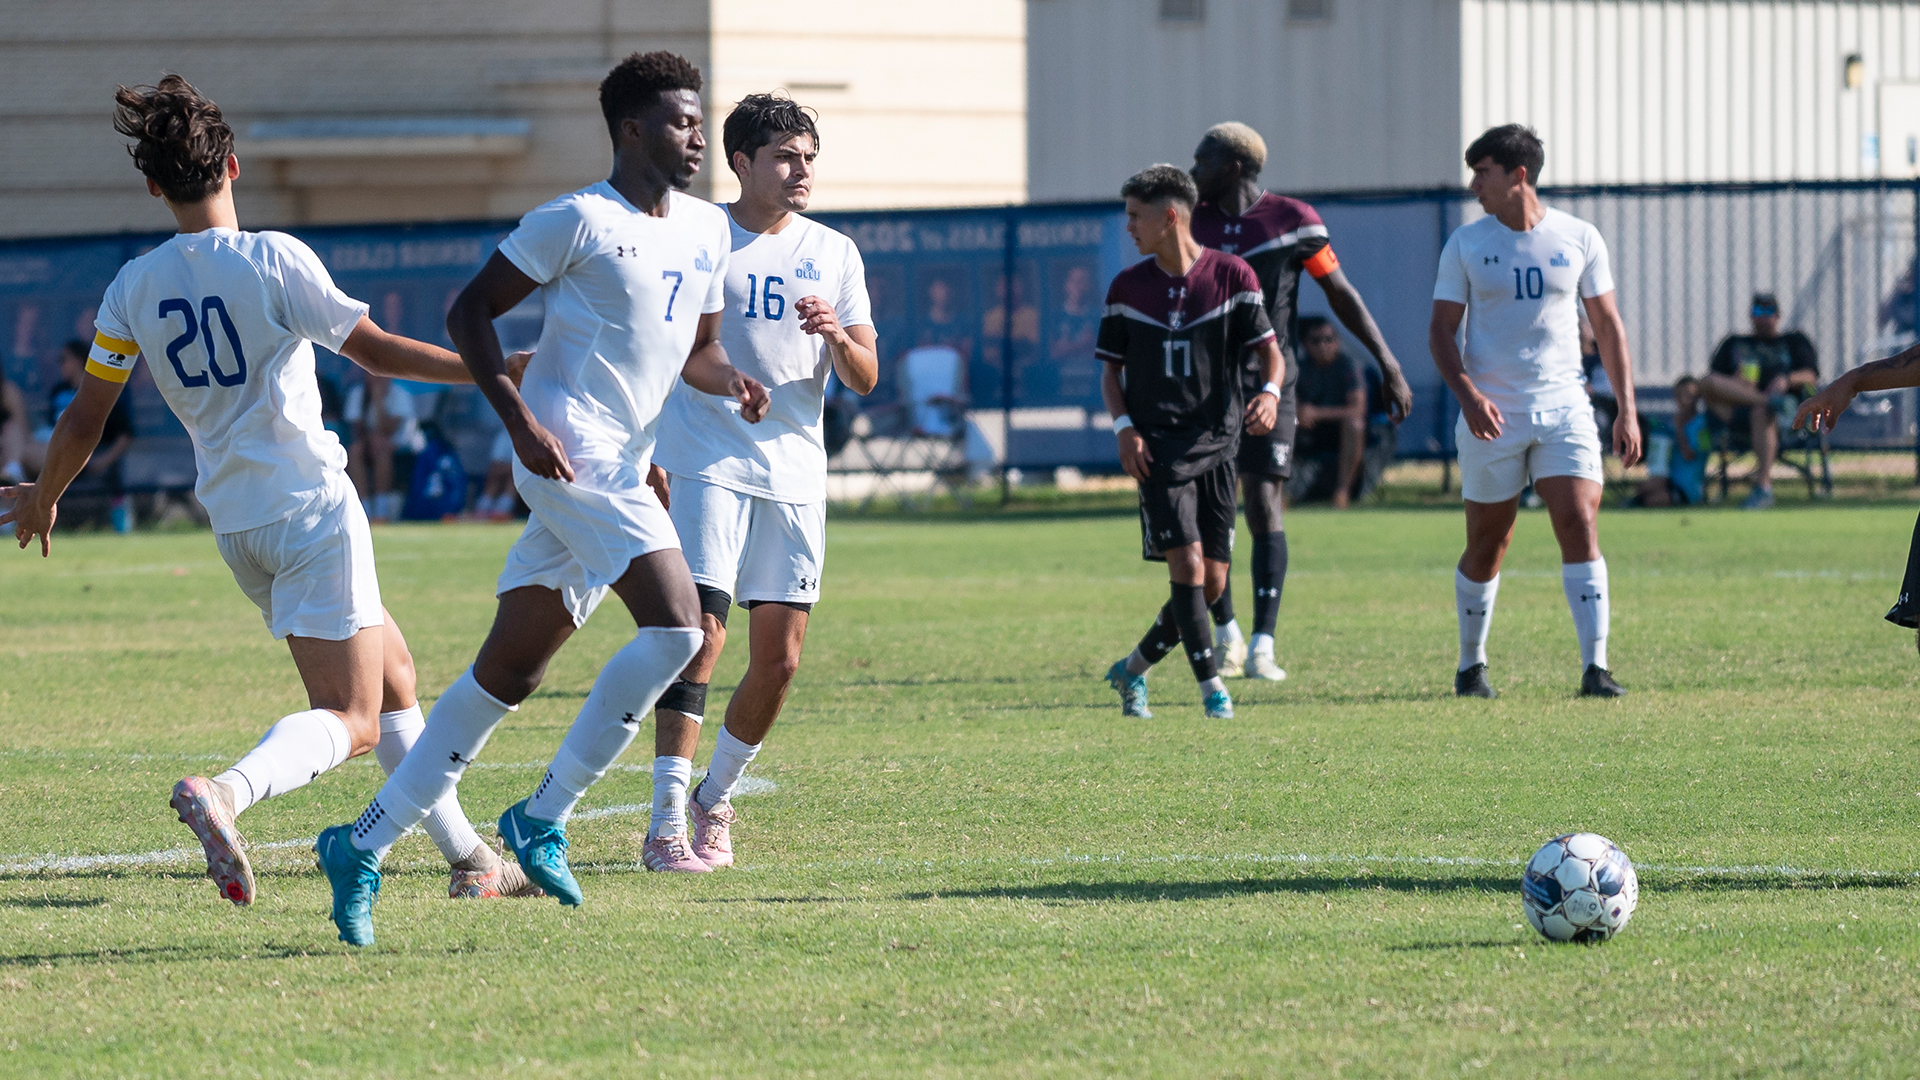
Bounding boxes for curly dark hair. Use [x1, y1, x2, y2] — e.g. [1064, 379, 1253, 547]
[112, 75, 233, 204]
[599, 51, 704, 143]
[722, 92, 820, 173]
[1119, 164, 1198, 209]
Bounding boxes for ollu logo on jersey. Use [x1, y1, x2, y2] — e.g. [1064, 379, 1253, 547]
[694, 246, 714, 272]
[1550, 251, 1571, 267]
[795, 258, 821, 281]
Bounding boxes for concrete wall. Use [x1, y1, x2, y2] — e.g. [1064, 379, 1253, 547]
[0, 0, 1025, 239]
[1026, 0, 1464, 200]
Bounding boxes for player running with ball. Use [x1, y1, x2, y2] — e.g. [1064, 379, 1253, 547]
[1432, 125, 1639, 699]
[317, 52, 770, 945]
[642, 94, 877, 871]
[1102, 165, 1282, 721]
[2, 76, 533, 906]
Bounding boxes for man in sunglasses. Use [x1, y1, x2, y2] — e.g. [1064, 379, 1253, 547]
[1701, 292, 1819, 510]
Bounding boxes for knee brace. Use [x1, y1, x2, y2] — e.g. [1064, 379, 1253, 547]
[656, 678, 708, 720]
[695, 585, 733, 628]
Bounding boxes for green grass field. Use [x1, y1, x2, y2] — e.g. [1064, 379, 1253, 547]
[3, 502, 1919, 1077]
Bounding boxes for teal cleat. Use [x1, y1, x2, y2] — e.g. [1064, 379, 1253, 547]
[314, 825, 380, 947]
[1106, 659, 1152, 718]
[1203, 687, 1234, 720]
[498, 800, 583, 906]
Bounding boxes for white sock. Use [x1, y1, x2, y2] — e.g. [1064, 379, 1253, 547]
[376, 705, 486, 863]
[1456, 569, 1500, 671]
[1562, 557, 1610, 670]
[1250, 632, 1274, 658]
[214, 709, 352, 816]
[524, 626, 703, 824]
[698, 726, 761, 809]
[1199, 675, 1227, 695]
[651, 755, 693, 839]
[1216, 619, 1244, 646]
[351, 668, 515, 854]
[1124, 647, 1154, 676]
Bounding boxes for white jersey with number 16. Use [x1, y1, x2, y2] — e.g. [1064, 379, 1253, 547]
[87, 227, 368, 535]
[653, 209, 871, 505]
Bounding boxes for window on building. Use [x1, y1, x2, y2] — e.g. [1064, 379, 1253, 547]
[1159, 0, 1203, 22]
[1288, 0, 1331, 21]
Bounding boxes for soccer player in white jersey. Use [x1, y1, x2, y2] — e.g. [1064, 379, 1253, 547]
[317, 52, 772, 945]
[0, 77, 534, 906]
[1430, 125, 1640, 699]
[644, 94, 878, 871]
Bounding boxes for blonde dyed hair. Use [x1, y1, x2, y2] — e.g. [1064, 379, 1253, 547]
[1199, 122, 1267, 175]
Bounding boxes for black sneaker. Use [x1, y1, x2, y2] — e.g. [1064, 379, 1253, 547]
[1454, 663, 1497, 698]
[1580, 665, 1627, 697]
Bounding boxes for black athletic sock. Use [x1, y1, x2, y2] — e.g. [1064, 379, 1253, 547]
[1251, 531, 1289, 637]
[1171, 582, 1218, 682]
[1209, 573, 1235, 627]
[1135, 602, 1185, 665]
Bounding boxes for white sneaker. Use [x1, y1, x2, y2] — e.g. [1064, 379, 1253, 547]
[1248, 653, 1287, 681]
[1217, 632, 1247, 678]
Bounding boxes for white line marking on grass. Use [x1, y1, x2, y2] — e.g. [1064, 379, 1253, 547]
[0, 773, 776, 875]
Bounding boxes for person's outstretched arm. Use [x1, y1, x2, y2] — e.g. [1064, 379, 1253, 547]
[447, 251, 571, 481]
[1795, 342, 1920, 433]
[0, 373, 123, 555]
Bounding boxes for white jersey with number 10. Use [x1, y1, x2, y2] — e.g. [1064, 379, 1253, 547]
[87, 228, 368, 534]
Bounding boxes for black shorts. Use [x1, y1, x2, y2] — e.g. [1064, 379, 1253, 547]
[1236, 406, 1298, 478]
[1139, 458, 1237, 563]
[1888, 510, 1920, 629]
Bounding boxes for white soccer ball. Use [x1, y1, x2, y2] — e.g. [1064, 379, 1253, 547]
[1520, 832, 1638, 942]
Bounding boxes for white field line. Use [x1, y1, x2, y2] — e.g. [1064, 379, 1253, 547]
[0, 772, 775, 876]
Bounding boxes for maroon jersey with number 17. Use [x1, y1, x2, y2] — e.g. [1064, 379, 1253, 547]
[1095, 248, 1275, 482]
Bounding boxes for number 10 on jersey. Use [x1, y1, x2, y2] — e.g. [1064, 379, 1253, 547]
[1513, 266, 1544, 300]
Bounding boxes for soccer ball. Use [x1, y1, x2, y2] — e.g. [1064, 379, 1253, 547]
[1520, 832, 1638, 942]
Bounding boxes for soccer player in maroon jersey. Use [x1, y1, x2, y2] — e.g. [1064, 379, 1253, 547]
[1099, 165, 1284, 721]
[1189, 122, 1413, 682]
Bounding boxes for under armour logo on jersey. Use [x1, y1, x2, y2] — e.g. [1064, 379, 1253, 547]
[614, 245, 641, 257]
[449, 750, 474, 766]
[795, 258, 821, 281]
[1581, 592, 1603, 602]
[1551, 251, 1571, 267]
[694, 246, 714, 271]
[621, 712, 639, 727]
[1223, 222, 1242, 234]
[1483, 255, 1500, 264]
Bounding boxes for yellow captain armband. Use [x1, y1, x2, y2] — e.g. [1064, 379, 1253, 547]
[86, 332, 138, 384]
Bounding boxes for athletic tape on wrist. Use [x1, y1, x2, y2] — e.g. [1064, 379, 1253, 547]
[657, 679, 708, 720]
[1111, 414, 1134, 434]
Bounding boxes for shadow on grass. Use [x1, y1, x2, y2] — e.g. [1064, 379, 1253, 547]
[1646, 871, 1919, 893]
[1385, 939, 1524, 952]
[894, 875, 1521, 903]
[0, 895, 109, 909]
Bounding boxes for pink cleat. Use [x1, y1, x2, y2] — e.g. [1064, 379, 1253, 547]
[170, 776, 254, 906]
[448, 843, 544, 899]
[641, 832, 712, 873]
[689, 784, 736, 869]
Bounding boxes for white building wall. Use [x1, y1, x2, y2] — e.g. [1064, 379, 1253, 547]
[1026, 0, 1465, 201]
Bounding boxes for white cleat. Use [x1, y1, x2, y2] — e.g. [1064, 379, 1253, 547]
[1247, 653, 1287, 681]
[1217, 633, 1248, 678]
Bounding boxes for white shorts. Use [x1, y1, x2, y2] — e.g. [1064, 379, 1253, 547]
[215, 473, 384, 641]
[496, 466, 681, 627]
[1456, 401, 1605, 504]
[668, 473, 825, 606]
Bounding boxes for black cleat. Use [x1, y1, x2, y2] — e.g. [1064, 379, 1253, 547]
[1580, 664, 1627, 698]
[1454, 663, 1497, 698]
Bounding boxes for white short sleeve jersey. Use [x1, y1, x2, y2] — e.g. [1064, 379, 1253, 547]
[1433, 207, 1614, 411]
[499, 183, 729, 493]
[87, 228, 367, 534]
[653, 209, 871, 503]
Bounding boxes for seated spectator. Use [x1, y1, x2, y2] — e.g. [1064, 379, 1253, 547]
[28, 340, 135, 528]
[343, 374, 420, 522]
[1699, 292, 1818, 509]
[476, 428, 521, 520]
[1631, 375, 1709, 507]
[1289, 316, 1367, 509]
[0, 373, 25, 483]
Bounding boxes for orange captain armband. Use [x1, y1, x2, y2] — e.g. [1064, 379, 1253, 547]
[1302, 245, 1340, 280]
[86, 332, 138, 384]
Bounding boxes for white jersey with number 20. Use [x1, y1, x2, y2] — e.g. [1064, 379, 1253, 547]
[499, 182, 729, 494]
[87, 228, 368, 534]
[1432, 207, 1614, 412]
[654, 208, 871, 504]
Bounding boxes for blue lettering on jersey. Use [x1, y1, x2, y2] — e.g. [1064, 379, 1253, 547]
[795, 258, 821, 281]
[694, 246, 714, 272]
[1550, 251, 1570, 267]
